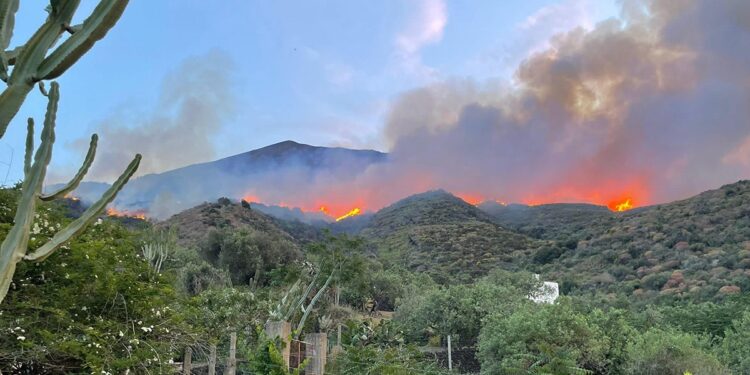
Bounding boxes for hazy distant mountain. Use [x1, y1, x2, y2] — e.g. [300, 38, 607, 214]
[52, 140, 387, 219]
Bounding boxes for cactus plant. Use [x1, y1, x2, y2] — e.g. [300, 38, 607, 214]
[0, 1, 136, 304]
[0, 0, 129, 138]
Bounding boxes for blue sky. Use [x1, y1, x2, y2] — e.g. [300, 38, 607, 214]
[0, 0, 618, 184]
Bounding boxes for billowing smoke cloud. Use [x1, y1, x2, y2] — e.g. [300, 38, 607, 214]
[77, 50, 235, 181]
[363, 0, 750, 209]
[268, 0, 750, 214]
[77, 0, 750, 220]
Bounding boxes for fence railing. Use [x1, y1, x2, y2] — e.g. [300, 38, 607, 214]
[176, 322, 328, 374]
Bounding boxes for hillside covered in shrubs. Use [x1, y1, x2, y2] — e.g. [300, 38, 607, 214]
[3, 180, 750, 373]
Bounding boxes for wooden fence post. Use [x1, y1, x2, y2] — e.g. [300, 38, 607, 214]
[447, 334, 452, 371]
[264, 321, 292, 368]
[183, 347, 192, 375]
[225, 332, 237, 375]
[305, 333, 328, 375]
[208, 344, 217, 375]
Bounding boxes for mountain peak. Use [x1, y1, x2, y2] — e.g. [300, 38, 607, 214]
[362, 189, 495, 238]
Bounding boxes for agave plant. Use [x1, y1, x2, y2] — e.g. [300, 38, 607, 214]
[0, 0, 138, 303]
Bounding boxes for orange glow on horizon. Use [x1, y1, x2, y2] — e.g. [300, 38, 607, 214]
[455, 192, 483, 206]
[235, 182, 645, 220]
[242, 194, 260, 203]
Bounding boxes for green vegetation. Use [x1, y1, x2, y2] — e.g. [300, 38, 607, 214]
[523, 181, 750, 304]
[0, 0, 139, 304]
[1, 2, 747, 374]
[2, 180, 750, 373]
[364, 190, 538, 284]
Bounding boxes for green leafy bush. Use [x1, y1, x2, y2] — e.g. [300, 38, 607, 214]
[624, 328, 727, 375]
[477, 298, 630, 375]
[720, 311, 750, 374]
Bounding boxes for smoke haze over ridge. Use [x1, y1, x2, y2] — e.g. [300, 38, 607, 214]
[368, 0, 750, 209]
[72, 0, 750, 219]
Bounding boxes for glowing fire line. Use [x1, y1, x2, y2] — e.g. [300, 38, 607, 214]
[335, 208, 361, 222]
[106, 207, 147, 220]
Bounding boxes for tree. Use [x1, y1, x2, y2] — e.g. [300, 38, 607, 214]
[625, 328, 728, 375]
[395, 270, 537, 347]
[478, 298, 619, 375]
[200, 228, 301, 287]
[0, 0, 140, 304]
[720, 311, 750, 374]
[299, 233, 366, 338]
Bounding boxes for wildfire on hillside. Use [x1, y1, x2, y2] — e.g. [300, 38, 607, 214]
[106, 207, 147, 220]
[335, 208, 361, 222]
[609, 198, 634, 212]
[455, 193, 483, 206]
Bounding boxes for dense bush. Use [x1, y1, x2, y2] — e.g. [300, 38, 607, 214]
[477, 298, 630, 375]
[720, 311, 750, 374]
[0, 216, 191, 373]
[327, 344, 449, 375]
[201, 227, 301, 287]
[624, 328, 727, 375]
[395, 270, 537, 347]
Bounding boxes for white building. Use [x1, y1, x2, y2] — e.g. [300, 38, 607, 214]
[529, 274, 559, 304]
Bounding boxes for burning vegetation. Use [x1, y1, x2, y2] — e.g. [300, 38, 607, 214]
[608, 198, 635, 212]
[335, 208, 362, 222]
[106, 207, 147, 220]
[320, 205, 362, 221]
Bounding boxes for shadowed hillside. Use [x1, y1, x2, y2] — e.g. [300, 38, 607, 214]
[479, 202, 614, 240]
[360, 190, 541, 283]
[534, 180, 750, 302]
[158, 198, 300, 249]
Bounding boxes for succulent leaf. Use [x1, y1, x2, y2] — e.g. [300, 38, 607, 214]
[25, 153, 141, 262]
[0, 0, 78, 137]
[0, 82, 59, 300]
[0, 0, 19, 50]
[23, 117, 32, 176]
[38, 0, 128, 80]
[40, 133, 97, 201]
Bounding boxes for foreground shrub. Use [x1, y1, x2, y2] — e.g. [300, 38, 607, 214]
[624, 328, 728, 375]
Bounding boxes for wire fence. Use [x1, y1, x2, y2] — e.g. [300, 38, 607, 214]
[289, 339, 307, 370]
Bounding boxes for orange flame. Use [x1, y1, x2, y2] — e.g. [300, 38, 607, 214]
[319, 205, 330, 215]
[63, 194, 80, 202]
[242, 194, 260, 203]
[335, 208, 361, 222]
[609, 198, 634, 212]
[106, 207, 147, 220]
[455, 192, 483, 206]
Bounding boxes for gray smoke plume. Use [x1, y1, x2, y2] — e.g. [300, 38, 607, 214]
[370, 0, 750, 209]
[66, 0, 750, 219]
[74, 50, 235, 181]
